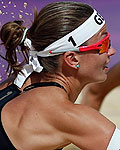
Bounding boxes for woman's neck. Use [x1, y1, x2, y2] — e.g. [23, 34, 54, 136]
[23, 71, 83, 103]
[40, 72, 83, 103]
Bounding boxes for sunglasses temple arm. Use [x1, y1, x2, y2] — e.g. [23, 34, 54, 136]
[50, 48, 80, 54]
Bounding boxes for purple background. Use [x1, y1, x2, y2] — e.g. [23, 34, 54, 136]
[0, 0, 120, 82]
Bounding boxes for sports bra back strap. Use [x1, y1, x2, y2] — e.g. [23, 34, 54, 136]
[23, 82, 67, 93]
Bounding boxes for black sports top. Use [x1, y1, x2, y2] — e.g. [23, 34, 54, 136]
[0, 82, 65, 150]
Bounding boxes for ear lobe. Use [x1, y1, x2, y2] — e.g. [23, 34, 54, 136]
[63, 51, 79, 69]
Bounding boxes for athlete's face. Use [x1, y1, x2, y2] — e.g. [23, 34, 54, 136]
[77, 24, 115, 84]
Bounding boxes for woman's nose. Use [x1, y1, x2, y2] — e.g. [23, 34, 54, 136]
[108, 46, 116, 56]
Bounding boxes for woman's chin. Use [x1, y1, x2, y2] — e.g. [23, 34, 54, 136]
[93, 75, 107, 84]
[100, 77, 107, 83]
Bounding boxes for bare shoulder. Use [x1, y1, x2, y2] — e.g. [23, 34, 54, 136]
[55, 103, 115, 150]
[1, 89, 116, 150]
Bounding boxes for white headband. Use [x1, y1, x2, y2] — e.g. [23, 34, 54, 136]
[14, 9, 105, 88]
[30, 9, 105, 57]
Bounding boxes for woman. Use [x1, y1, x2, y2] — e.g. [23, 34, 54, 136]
[81, 62, 120, 110]
[0, 1, 119, 150]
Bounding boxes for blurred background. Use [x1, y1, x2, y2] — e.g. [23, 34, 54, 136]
[0, 0, 120, 149]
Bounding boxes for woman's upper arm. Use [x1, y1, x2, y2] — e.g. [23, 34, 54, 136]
[63, 104, 115, 150]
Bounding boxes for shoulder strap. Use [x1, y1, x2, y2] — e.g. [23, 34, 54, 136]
[23, 82, 67, 92]
[0, 84, 21, 108]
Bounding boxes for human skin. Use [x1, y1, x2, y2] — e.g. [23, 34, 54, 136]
[1, 25, 116, 150]
[81, 62, 120, 110]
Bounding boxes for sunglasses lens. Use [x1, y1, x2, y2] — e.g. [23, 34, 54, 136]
[99, 38, 109, 54]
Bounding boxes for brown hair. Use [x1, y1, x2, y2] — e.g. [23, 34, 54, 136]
[0, 1, 94, 75]
[0, 20, 28, 75]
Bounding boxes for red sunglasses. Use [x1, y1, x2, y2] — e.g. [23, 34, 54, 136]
[48, 33, 110, 55]
[78, 32, 110, 54]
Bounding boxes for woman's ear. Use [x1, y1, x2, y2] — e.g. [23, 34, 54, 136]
[63, 51, 79, 69]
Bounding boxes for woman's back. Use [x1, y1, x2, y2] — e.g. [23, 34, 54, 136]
[1, 81, 115, 150]
[1, 83, 71, 150]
